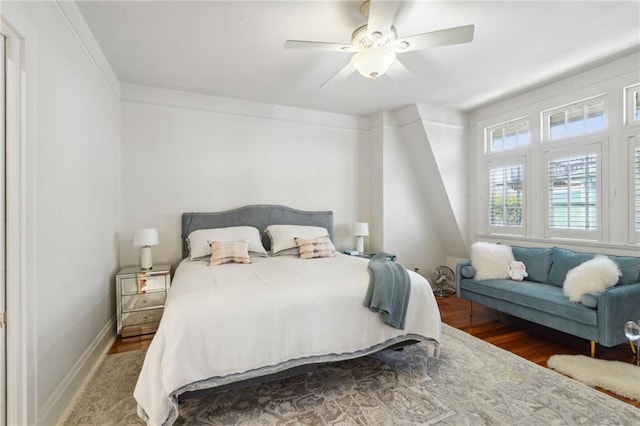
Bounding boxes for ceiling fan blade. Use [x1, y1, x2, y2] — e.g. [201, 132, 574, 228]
[366, 0, 399, 38]
[284, 40, 360, 53]
[320, 63, 356, 88]
[385, 59, 413, 85]
[393, 24, 475, 53]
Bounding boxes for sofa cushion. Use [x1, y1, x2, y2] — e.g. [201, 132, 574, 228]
[460, 278, 597, 326]
[608, 255, 640, 284]
[580, 292, 599, 309]
[512, 246, 553, 283]
[547, 247, 595, 287]
[461, 265, 476, 278]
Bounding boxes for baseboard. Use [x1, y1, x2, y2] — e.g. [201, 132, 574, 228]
[37, 316, 116, 425]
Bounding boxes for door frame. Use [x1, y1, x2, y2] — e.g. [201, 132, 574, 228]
[1, 4, 33, 425]
[0, 30, 5, 426]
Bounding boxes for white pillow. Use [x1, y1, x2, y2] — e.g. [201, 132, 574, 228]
[471, 242, 514, 280]
[187, 226, 267, 260]
[265, 225, 334, 254]
[563, 255, 621, 302]
[270, 247, 301, 257]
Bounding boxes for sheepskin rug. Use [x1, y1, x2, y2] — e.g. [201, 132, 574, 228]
[548, 354, 640, 401]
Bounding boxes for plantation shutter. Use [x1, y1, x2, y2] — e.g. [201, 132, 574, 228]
[548, 154, 598, 230]
[635, 147, 640, 232]
[489, 165, 523, 227]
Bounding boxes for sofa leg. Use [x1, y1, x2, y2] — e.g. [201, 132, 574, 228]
[630, 340, 637, 355]
[469, 302, 473, 319]
[495, 310, 502, 323]
[590, 341, 596, 358]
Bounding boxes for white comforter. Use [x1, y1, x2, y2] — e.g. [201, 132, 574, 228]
[134, 253, 441, 425]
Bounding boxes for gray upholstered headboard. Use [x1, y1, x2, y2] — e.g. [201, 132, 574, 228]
[181, 205, 334, 259]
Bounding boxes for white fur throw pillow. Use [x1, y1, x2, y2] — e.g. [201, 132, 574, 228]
[563, 255, 621, 302]
[471, 242, 514, 280]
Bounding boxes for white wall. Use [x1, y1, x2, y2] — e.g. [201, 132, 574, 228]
[120, 85, 367, 267]
[5, 1, 121, 424]
[381, 119, 444, 273]
[367, 106, 469, 275]
[417, 104, 470, 259]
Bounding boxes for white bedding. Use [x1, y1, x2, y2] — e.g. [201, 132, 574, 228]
[134, 253, 441, 425]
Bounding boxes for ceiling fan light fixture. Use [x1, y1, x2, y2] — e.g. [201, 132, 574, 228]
[350, 46, 396, 79]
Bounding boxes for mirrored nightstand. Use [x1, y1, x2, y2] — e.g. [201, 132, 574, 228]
[116, 264, 171, 338]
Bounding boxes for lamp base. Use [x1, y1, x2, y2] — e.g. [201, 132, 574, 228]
[140, 246, 153, 270]
[356, 236, 364, 255]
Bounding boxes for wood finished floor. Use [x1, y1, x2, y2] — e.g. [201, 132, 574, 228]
[110, 293, 640, 409]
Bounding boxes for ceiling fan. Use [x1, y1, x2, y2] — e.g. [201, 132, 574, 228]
[284, 0, 474, 87]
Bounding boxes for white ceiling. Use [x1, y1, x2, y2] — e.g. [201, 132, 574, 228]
[76, 0, 640, 116]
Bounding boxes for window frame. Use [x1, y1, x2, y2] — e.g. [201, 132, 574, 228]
[624, 83, 640, 126]
[484, 116, 531, 154]
[541, 94, 608, 143]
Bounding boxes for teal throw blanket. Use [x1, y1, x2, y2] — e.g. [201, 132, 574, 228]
[363, 252, 411, 329]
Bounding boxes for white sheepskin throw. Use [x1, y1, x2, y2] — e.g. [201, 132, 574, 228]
[563, 255, 621, 302]
[470, 242, 514, 280]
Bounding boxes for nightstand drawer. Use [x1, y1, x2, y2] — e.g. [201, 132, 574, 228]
[122, 292, 166, 312]
[121, 275, 167, 295]
[122, 308, 164, 328]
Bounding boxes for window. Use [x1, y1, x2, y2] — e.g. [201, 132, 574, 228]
[490, 165, 524, 226]
[477, 77, 638, 245]
[631, 136, 640, 243]
[487, 160, 525, 234]
[484, 118, 528, 235]
[543, 96, 607, 141]
[545, 145, 601, 239]
[624, 84, 640, 125]
[486, 118, 530, 153]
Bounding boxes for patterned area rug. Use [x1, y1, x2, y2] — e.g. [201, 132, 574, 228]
[64, 324, 640, 425]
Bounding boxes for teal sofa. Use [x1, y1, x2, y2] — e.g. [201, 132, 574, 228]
[456, 246, 640, 354]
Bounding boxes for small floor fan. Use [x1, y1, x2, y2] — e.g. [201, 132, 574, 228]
[431, 266, 456, 297]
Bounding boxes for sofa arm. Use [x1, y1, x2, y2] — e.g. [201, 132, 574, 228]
[597, 282, 640, 347]
[456, 260, 472, 296]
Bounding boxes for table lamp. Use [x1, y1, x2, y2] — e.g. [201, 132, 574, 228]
[132, 228, 159, 270]
[353, 222, 369, 255]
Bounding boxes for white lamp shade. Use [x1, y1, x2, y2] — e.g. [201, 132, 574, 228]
[350, 47, 396, 79]
[132, 228, 159, 247]
[353, 222, 369, 237]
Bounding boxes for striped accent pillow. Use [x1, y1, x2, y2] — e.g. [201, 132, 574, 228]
[295, 236, 335, 259]
[208, 240, 251, 266]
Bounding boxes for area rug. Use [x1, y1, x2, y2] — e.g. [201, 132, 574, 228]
[548, 354, 640, 401]
[63, 324, 640, 425]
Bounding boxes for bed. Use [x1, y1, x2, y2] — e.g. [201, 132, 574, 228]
[134, 205, 441, 425]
